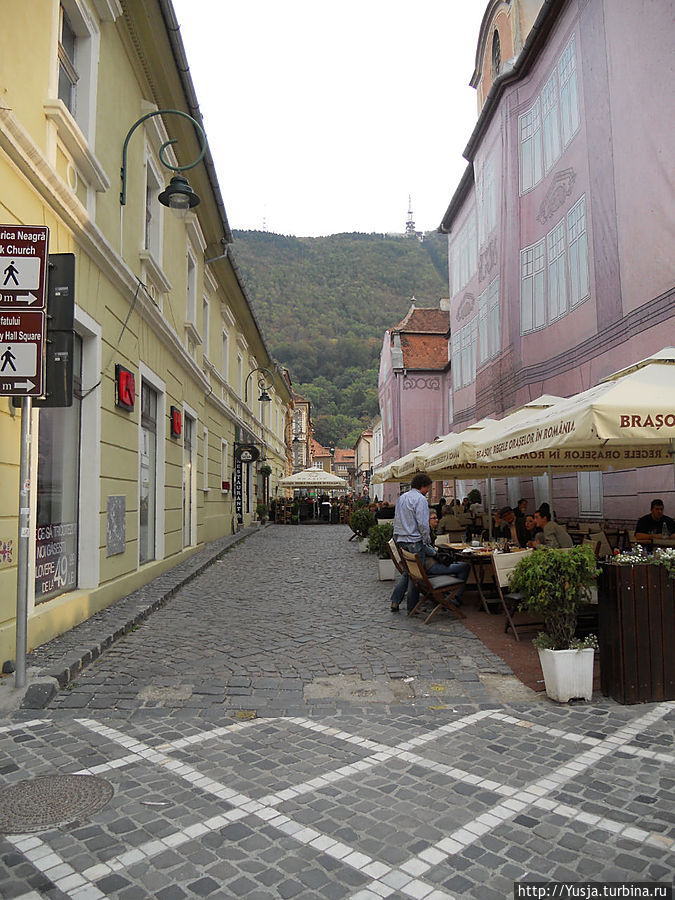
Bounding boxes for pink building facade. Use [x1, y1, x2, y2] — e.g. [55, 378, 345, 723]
[441, 0, 675, 521]
[378, 305, 451, 504]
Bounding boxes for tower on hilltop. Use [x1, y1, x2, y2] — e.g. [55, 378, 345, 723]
[405, 195, 416, 236]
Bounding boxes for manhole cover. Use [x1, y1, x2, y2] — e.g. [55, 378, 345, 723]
[0, 775, 114, 834]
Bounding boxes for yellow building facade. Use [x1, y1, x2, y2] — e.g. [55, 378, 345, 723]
[0, 0, 291, 666]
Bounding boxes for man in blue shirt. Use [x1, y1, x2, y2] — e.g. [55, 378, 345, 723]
[390, 473, 434, 612]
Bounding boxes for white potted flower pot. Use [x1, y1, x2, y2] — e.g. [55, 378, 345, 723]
[537, 647, 595, 703]
[377, 558, 397, 580]
[358, 538, 369, 552]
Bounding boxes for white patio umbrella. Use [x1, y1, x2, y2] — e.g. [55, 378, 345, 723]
[279, 468, 349, 491]
[471, 348, 675, 475]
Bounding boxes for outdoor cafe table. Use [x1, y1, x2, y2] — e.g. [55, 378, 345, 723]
[443, 543, 500, 614]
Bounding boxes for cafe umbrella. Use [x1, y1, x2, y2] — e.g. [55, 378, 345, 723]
[470, 348, 675, 476]
[278, 467, 350, 491]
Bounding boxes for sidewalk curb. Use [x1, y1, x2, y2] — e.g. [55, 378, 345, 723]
[21, 527, 260, 709]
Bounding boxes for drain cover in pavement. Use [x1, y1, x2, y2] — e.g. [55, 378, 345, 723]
[0, 775, 114, 833]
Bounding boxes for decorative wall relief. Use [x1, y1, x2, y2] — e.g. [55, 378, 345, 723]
[478, 237, 499, 282]
[456, 293, 475, 322]
[537, 168, 576, 224]
[403, 377, 441, 391]
[106, 496, 126, 557]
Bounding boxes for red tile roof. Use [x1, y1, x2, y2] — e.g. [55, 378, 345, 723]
[393, 307, 449, 334]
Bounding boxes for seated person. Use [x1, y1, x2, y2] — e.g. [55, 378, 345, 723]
[375, 501, 395, 519]
[437, 509, 463, 534]
[494, 506, 522, 546]
[514, 498, 529, 519]
[518, 514, 539, 546]
[529, 505, 573, 549]
[425, 510, 470, 604]
[635, 498, 675, 539]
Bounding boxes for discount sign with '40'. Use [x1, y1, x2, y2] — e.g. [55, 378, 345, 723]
[0, 225, 49, 397]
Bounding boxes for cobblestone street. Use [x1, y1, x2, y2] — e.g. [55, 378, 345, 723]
[1, 525, 673, 899]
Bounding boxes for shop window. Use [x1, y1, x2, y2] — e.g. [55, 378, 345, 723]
[139, 381, 158, 564]
[35, 335, 82, 602]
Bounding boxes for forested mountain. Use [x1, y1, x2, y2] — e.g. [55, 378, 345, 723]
[231, 230, 449, 447]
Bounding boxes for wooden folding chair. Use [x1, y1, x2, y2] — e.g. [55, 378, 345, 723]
[387, 539, 406, 576]
[491, 549, 535, 642]
[582, 537, 602, 559]
[399, 549, 466, 624]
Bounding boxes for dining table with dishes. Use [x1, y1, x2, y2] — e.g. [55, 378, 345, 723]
[437, 538, 516, 613]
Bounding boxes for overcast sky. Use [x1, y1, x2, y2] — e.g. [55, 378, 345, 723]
[171, 0, 486, 237]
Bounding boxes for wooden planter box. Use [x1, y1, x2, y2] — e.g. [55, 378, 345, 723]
[598, 563, 675, 704]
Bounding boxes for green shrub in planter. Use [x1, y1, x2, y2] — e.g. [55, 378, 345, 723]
[509, 544, 600, 650]
[256, 502, 268, 522]
[467, 488, 482, 505]
[349, 508, 376, 539]
[367, 522, 394, 558]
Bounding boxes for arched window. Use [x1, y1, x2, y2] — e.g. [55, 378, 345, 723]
[492, 29, 501, 77]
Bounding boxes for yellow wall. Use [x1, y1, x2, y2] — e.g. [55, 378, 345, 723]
[0, 1, 291, 665]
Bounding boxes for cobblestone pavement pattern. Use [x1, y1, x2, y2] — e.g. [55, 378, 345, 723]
[0, 525, 673, 899]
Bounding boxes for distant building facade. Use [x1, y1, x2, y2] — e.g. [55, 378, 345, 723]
[378, 303, 451, 503]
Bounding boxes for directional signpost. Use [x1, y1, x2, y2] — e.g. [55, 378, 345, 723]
[1, 225, 49, 692]
[0, 225, 49, 397]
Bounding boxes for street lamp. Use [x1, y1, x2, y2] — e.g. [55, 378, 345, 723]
[244, 366, 275, 403]
[120, 109, 207, 214]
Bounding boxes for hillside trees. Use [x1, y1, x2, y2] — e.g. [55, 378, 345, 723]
[232, 230, 447, 446]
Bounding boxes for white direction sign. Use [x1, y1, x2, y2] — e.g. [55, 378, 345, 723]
[0, 226, 49, 396]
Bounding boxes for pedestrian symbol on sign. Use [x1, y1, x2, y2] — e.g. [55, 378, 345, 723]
[3, 261, 19, 286]
[1, 346, 16, 372]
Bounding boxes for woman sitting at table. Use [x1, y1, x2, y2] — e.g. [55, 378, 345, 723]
[518, 514, 539, 546]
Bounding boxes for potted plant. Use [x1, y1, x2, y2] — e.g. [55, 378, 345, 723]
[350, 508, 376, 551]
[509, 544, 600, 702]
[290, 500, 299, 524]
[256, 502, 268, 524]
[367, 522, 396, 580]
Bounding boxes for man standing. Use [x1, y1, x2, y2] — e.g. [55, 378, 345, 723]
[635, 499, 675, 539]
[390, 473, 433, 612]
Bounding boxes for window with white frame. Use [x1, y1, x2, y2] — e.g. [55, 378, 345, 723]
[186, 252, 196, 324]
[478, 290, 489, 365]
[220, 439, 229, 492]
[55, 1, 99, 142]
[541, 72, 561, 174]
[520, 195, 589, 334]
[451, 214, 477, 295]
[451, 330, 461, 390]
[488, 276, 500, 359]
[237, 354, 243, 398]
[448, 384, 454, 426]
[519, 100, 543, 194]
[520, 239, 546, 333]
[386, 395, 393, 436]
[222, 330, 229, 382]
[519, 36, 580, 194]
[578, 471, 603, 519]
[478, 157, 497, 245]
[547, 219, 567, 322]
[477, 279, 500, 370]
[559, 36, 580, 148]
[202, 297, 210, 360]
[144, 156, 162, 259]
[203, 426, 209, 491]
[455, 319, 477, 388]
[568, 196, 589, 307]
[58, 6, 78, 115]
